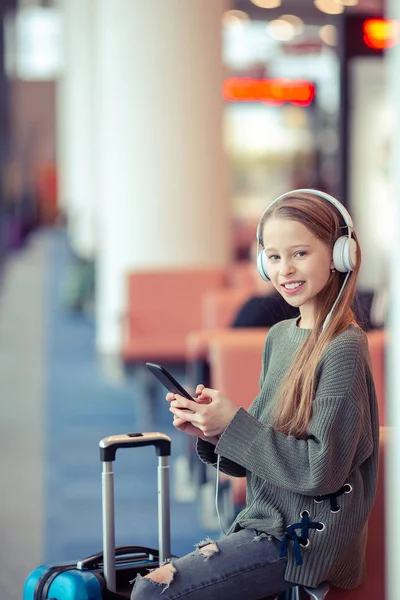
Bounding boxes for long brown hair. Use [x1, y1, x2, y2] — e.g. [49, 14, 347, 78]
[259, 192, 361, 439]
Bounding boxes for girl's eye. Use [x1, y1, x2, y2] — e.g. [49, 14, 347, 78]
[266, 251, 307, 260]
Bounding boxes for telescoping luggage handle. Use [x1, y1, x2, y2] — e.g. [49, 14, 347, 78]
[99, 432, 171, 593]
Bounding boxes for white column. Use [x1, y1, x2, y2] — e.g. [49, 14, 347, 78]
[56, 0, 97, 259]
[385, 6, 400, 600]
[95, 0, 230, 354]
[348, 58, 390, 292]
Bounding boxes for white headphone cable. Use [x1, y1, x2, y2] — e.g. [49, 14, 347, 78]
[215, 454, 227, 535]
[322, 271, 351, 332]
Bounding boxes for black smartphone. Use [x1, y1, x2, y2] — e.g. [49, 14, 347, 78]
[145, 362, 194, 401]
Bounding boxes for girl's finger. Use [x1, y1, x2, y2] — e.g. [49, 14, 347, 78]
[199, 387, 218, 398]
[170, 406, 196, 421]
[195, 388, 214, 405]
[171, 396, 201, 411]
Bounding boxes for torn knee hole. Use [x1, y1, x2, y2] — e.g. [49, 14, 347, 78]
[144, 562, 177, 586]
[199, 542, 219, 559]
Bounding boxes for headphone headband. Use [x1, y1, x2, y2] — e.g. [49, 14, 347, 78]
[256, 188, 354, 245]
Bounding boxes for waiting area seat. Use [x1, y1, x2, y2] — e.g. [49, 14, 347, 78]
[121, 267, 227, 364]
[185, 327, 268, 400]
[208, 328, 268, 404]
[210, 328, 387, 422]
[367, 328, 387, 425]
[201, 287, 256, 330]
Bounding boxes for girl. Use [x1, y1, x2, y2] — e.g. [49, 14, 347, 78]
[131, 190, 379, 600]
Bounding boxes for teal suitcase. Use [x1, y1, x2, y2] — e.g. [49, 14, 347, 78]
[23, 432, 171, 600]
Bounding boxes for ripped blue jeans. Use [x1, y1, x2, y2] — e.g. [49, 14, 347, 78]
[130, 528, 294, 600]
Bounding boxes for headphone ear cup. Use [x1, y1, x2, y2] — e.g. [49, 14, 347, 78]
[347, 237, 357, 270]
[257, 250, 270, 281]
[333, 236, 357, 273]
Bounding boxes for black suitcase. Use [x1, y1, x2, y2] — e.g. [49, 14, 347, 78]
[24, 432, 172, 599]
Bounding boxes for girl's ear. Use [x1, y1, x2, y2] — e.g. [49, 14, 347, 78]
[330, 258, 335, 271]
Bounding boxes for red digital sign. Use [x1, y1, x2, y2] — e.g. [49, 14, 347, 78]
[222, 78, 316, 106]
[363, 19, 399, 50]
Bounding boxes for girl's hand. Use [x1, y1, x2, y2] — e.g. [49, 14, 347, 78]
[168, 385, 239, 438]
[165, 385, 210, 407]
[171, 417, 219, 445]
[165, 389, 218, 444]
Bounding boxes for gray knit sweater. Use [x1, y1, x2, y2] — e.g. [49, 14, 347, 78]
[197, 318, 379, 589]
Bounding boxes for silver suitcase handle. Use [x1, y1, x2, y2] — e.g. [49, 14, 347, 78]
[99, 432, 171, 592]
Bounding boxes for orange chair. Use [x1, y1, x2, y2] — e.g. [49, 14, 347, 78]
[201, 287, 256, 331]
[228, 260, 256, 289]
[186, 327, 268, 392]
[121, 268, 227, 364]
[185, 329, 268, 491]
[207, 328, 387, 421]
[209, 329, 268, 407]
[208, 330, 268, 509]
[367, 329, 387, 425]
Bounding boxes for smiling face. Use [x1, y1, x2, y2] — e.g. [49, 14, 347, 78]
[262, 217, 334, 328]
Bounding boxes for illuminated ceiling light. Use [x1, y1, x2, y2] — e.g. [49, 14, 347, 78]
[319, 24, 337, 46]
[278, 14, 305, 35]
[267, 19, 296, 41]
[338, 0, 359, 5]
[314, 0, 344, 15]
[250, 0, 282, 8]
[222, 78, 316, 106]
[363, 19, 400, 49]
[222, 10, 250, 28]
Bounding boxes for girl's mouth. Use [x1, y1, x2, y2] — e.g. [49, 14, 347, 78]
[281, 281, 305, 295]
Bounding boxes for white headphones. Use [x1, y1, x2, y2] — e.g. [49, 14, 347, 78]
[256, 188, 357, 282]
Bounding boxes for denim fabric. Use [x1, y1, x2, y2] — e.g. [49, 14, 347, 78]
[130, 528, 294, 600]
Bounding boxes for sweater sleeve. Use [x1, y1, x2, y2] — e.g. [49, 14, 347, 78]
[196, 437, 246, 477]
[215, 334, 375, 496]
[196, 332, 272, 477]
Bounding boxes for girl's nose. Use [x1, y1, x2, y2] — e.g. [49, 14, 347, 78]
[280, 260, 295, 277]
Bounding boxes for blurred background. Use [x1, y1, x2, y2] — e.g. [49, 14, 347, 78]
[0, 0, 398, 598]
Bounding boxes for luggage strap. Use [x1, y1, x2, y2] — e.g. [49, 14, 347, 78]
[34, 564, 76, 600]
[34, 563, 127, 600]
